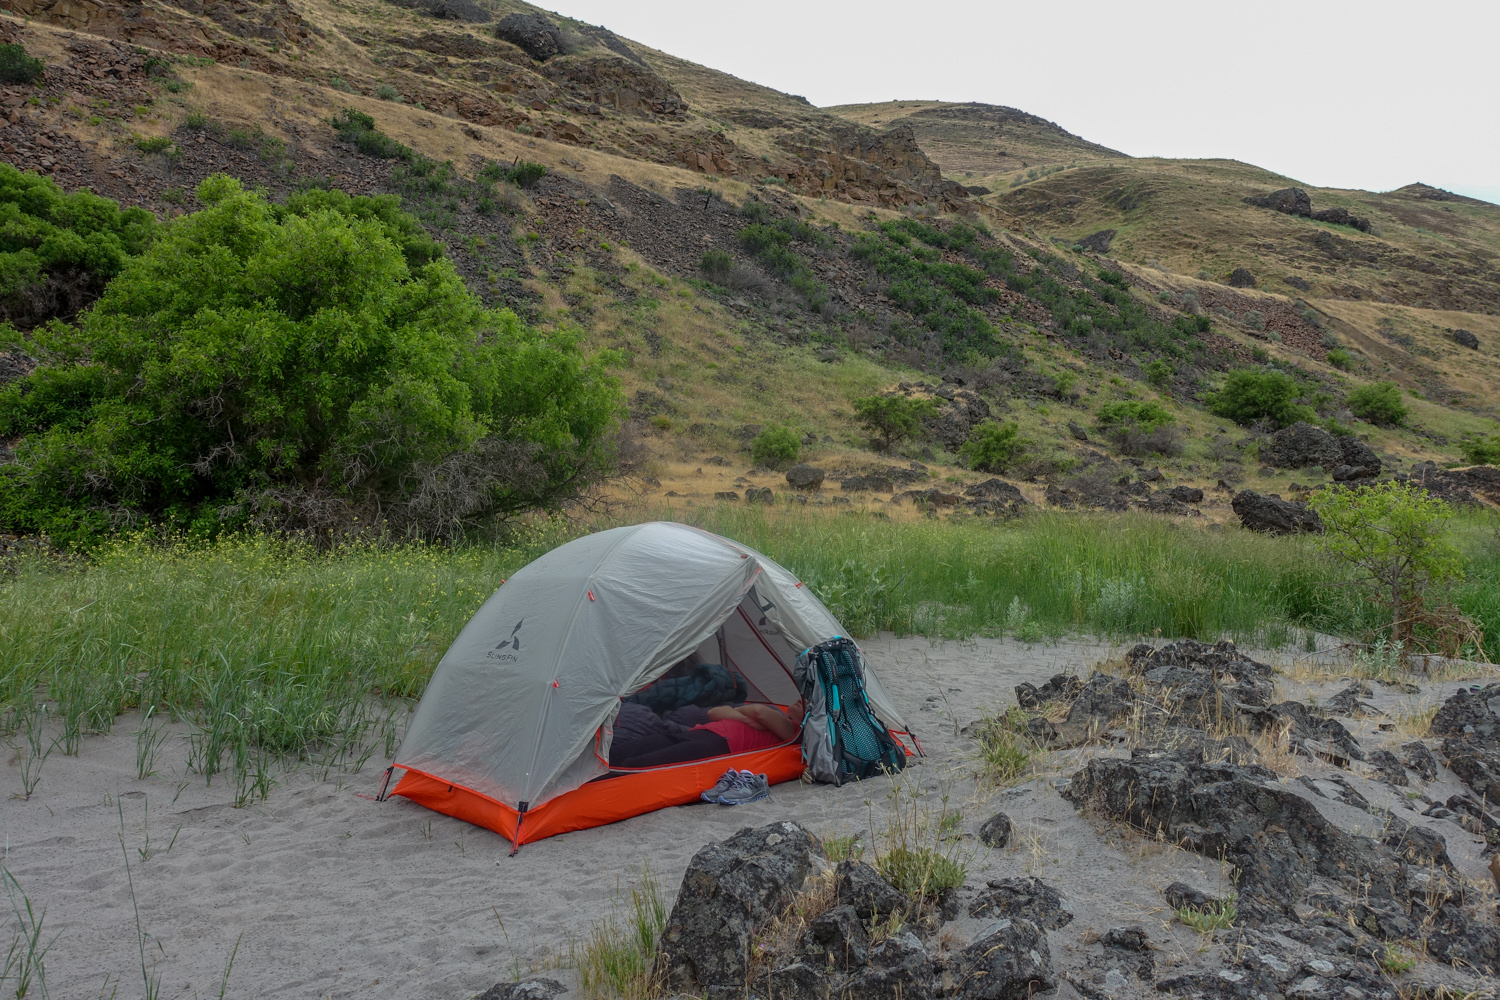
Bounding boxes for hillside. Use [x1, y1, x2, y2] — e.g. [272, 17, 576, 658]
[1, 0, 1499, 524]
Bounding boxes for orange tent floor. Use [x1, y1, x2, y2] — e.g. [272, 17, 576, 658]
[390, 743, 806, 847]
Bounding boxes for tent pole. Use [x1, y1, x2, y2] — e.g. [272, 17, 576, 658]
[509, 802, 528, 857]
[375, 765, 395, 801]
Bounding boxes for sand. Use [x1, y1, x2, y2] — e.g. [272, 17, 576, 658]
[3, 635, 1496, 999]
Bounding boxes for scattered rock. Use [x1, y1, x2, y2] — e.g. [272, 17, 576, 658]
[713, 491, 740, 501]
[474, 979, 568, 1000]
[840, 475, 892, 493]
[1429, 683, 1500, 803]
[954, 918, 1055, 1000]
[1231, 490, 1324, 535]
[1284, 275, 1311, 291]
[785, 464, 825, 491]
[1261, 421, 1344, 470]
[744, 486, 774, 504]
[1228, 267, 1257, 288]
[1163, 882, 1227, 914]
[1014, 673, 1082, 709]
[962, 478, 1030, 518]
[1165, 485, 1204, 503]
[1310, 206, 1373, 233]
[654, 822, 824, 992]
[978, 812, 1012, 849]
[1245, 187, 1313, 216]
[493, 12, 562, 59]
[1324, 682, 1377, 717]
[834, 859, 913, 923]
[968, 877, 1074, 930]
[1452, 328, 1479, 350]
[1401, 741, 1440, 783]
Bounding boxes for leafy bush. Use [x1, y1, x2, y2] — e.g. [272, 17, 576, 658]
[1207, 369, 1312, 428]
[506, 160, 547, 189]
[1144, 358, 1174, 388]
[1460, 435, 1500, 465]
[134, 135, 173, 154]
[0, 163, 156, 328]
[1346, 381, 1407, 426]
[1326, 348, 1352, 370]
[1096, 400, 1173, 432]
[1242, 309, 1266, 331]
[852, 395, 937, 453]
[329, 108, 414, 161]
[699, 249, 733, 281]
[750, 425, 801, 468]
[375, 83, 401, 102]
[960, 421, 1024, 473]
[0, 175, 622, 546]
[0, 44, 44, 84]
[1096, 399, 1180, 455]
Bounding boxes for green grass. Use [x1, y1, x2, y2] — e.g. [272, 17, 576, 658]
[571, 867, 668, 1000]
[1176, 894, 1237, 932]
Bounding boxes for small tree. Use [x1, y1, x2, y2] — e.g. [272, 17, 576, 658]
[852, 395, 937, 453]
[1207, 369, 1311, 428]
[1308, 480, 1464, 648]
[960, 421, 1024, 473]
[1346, 381, 1407, 426]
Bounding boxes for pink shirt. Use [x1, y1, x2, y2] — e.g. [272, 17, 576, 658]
[697, 720, 784, 754]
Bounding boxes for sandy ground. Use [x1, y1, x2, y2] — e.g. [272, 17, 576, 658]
[3, 635, 1497, 1000]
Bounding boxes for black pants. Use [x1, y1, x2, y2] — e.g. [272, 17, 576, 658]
[611, 729, 731, 768]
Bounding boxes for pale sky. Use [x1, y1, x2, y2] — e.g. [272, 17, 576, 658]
[543, 0, 1499, 205]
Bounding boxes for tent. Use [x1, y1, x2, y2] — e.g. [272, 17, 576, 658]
[384, 521, 910, 848]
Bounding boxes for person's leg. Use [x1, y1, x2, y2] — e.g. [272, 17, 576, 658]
[620, 730, 731, 768]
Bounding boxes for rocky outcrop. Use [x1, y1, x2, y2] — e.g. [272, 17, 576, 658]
[1261, 421, 1343, 470]
[654, 821, 824, 992]
[493, 12, 562, 59]
[1075, 229, 1116, 252]
[785, 464, 825, 491]
[954, 918, 1055, 1000]
[968, 877, 1074, 930]
[1333, 435, 1381, 480]
[1228, 267, 1257, 288]
[1397, 462, 1500, 505]
[1244, 187, 1372, 232]
[544, 54, 687, 118]
[1429, 683, 1500, 804]
[1452, 328, 1480, 349]
[389, 0, 491, 23]
[1231, 490, 1323, 534]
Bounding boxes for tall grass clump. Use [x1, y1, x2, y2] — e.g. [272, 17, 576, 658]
[0, 527, 568, 789]
[870, 772, 966, 900]
[572, 867, 668, 1000]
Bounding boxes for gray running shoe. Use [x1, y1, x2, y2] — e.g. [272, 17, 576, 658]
[717, 772, 770, 805]
[701, 769, 749, 803]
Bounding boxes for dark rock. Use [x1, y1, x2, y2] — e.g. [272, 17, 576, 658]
[744, 486, 774, 504]
[1075, 229, 1116, 253]
[804, 904, 868, 971]
[753, 960, 830, 1000]
[1336, 436, 1381, 478]
[654, 822, 824, 991]
[844, 930, 935, 1000]
[1430, 683, 1500, 802]
[834, 859, 912, 923]
[1262, 421, 1343, 470]
[785, 464, 825, 491]
[1298, 774, 1371, 810]
[1101, 926, 1149, 952]
[1067, 420, 1089, 441]
[1165, 485, 1204, 503]
[1366, 749, 1408, 786]
[1441, 737, 1500, 804]
[1163, 881, 1226, 914]
[1062, 746, 1411, 925]
[494, 12, 563, 59]
[1379, 814, 1453, 869]
[1138, 492, 1198, 517]
[1241, 701, 1366, 765]
[1228, 267, 1257, 288]
[1423, 905, 1500, 975]
[389, 0, 492, 23]
[1245, 187, 1312, 216]
[978, 812, 1012, 849]
[1452, 328, 1479, 350]
[966, 185, 992, 196]
[954, 918, 1055, 1000]
[1231, 490, 1324, 535]
[1014, 673, 1082, 709]
[1401, 741, 1439, 783]
[1026, 671, 1135, 747]
[705, 455, 731, 466]
[713, 491, 740, 501]
[1284, 275, 1311, 291]
[968, 876, 1074, 930]
[840, 475, 891, 493]
[922, 386, 992, 451]
[1138, 466, 1164, 482]
[474, 978, 567, 1000]
[1126, 639, 1277, 716]
[1324, 682, 1377, 716]
[1310, 207, 1373, 233]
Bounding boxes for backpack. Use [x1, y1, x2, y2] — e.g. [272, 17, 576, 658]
[795, 638, 906, 785]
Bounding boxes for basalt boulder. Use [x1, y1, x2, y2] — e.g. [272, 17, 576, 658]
[1232, 490, 1323, 535]
[954, 918, 1055, 1000]
[968, 877, 1074, 930]
[785, 464, 825, 491]
[494, 12, 563, 59]
[1261, 422, 1344, 470]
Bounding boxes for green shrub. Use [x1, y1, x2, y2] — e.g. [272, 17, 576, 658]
[1144, 358, 1174, 388]
[135, 135, 173, 154]
[1207, 369, 1311, 428]
[1097, 400, 1173, 432]
[0, 43, 44, 84]
[0, 175, 622, 546]
[852, 395, 937, 453]
[1460, 435, 1500, 465]
[959, 421, 1024, 473]
[329, 108, 414, 161]
[375, 83, 401, 102]
[0, 163, 156, 327]
[750, 425, 801, 468]
[506, 160, 547, 189]
[1346, 381, 1407, 426]
[699, 249, 733, 281]
[1326, 348, 1352, 370]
